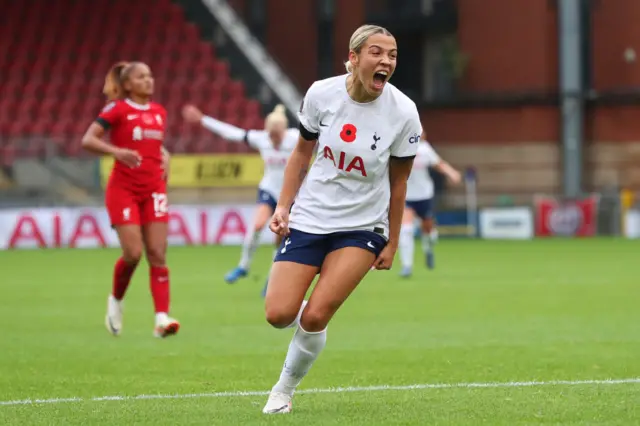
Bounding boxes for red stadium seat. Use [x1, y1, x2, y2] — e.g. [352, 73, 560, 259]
[0, 0, 265, 156]
[226, 80, 246, 100]
[245, 100, 262, 117]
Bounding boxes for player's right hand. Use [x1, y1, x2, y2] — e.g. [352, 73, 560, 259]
[449, 170, 462, 185]
[114, 148, 142, 168]
[182, 104, 204, 123]
[269, 207, 290, 237]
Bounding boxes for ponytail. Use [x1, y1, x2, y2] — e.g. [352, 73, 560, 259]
[344, 61, 354, 74]
[103, 61, 129, 101]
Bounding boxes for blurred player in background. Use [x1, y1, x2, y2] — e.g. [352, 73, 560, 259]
[261, 24, 421, 414]
[182, 104, 298, 295]
[399, 133, 461, 277]
[81, 61, 180, 338]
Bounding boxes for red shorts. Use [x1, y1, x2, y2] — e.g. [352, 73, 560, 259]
[105, 181, 169, 227]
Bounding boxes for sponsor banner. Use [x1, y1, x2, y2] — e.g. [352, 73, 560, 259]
[479, 207, 533, 240]
[0, 205, 276, 250]
[624, 209, 640, 238]
[534, 195, 598, 237]
[100, 154, 264, 188]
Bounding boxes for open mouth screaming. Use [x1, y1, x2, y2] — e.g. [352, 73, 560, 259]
[372, 71, 388, 90]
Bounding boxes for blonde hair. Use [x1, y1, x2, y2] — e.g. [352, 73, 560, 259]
[265, 104, 288, 130]
[344, 24, 393, 74]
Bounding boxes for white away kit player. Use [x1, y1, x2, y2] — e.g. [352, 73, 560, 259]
[182, 104, 298, 293]
[261, 24, 422, 414]
[399, 134, 461, 277]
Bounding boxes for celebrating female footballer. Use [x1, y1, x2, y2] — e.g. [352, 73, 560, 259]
[81, 62, 179, 338]
[182, 103, 298, 296]
[261, 25, 422, 414]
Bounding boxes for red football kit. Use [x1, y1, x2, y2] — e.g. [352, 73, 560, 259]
[97, 98, 168, 226]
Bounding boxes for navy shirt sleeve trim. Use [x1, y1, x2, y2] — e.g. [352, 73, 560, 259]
[95, 117, 110, 130]
[390, 155, 416, 161]
[299, 123, 319, 141]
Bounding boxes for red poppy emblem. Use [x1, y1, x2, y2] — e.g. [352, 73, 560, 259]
[340, 124, 357, 143]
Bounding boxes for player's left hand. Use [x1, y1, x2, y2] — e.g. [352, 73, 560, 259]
[161, 147, 170, 181]
[372, 244, 396, 270]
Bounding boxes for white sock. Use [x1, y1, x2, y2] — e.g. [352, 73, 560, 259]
[399, 223, 415, 268]
[238, 229, 261, 270]
[155, 312, 168, 324]
[272, 323, 327, 396]
[421, 233, 433, 254]
[286, 300, 308, 329]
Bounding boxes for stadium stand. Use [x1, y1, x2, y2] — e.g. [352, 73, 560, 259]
[0, 0, 265, 159]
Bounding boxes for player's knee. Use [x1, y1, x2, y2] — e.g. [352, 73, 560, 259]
[255, 214, 270, 232]
[265, 304, 298, 329]
[122, 246, 143, 264]
[422, 219, 434, 233]
[299, 305, 330, 332]
[145, 245, 166, 267]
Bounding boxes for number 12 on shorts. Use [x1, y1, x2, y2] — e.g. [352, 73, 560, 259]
[152, 192, 168, 216]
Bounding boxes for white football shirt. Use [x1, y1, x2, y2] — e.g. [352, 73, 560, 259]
[290, 74, 423, 239]
[245, 129, 299, 199]
[405, 140, 441, 201]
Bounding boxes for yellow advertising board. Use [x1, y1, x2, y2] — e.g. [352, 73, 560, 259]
[99, 154, 264, 188]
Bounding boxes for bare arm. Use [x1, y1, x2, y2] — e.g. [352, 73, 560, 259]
[434, 160, 461, 184]
[200, 116, 248, 142]
[388, 156, 415, 248]
[81, 122, 140, 168]
[276, 137, 316, 210]
[81, 123, 119, 156]
[182, 104, 248, 142]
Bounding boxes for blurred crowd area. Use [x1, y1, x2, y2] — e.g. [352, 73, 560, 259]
[1, 0, 640, 213]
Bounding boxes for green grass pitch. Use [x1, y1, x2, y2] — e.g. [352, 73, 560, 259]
[0, 239, 638, 425]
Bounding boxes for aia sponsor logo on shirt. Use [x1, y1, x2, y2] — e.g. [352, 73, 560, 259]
[265, 157, 288, 167]
[322, 146, 366, 177]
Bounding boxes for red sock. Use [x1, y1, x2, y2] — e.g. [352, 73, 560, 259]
[112, 257, 137, 300]
[150, 266, 170, 313]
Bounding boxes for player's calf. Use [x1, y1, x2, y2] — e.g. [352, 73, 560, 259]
[107, 256, 139, 336]
[398, 222, 415, 276]
[421, 219, 436, 269]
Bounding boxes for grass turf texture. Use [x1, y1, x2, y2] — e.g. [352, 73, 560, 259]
[0, 239, 638, 425]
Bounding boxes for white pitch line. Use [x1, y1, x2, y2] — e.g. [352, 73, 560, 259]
[1, 378, 639, 407]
